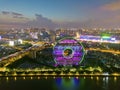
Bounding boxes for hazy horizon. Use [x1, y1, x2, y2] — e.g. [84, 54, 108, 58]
[0, 0, 120, 29]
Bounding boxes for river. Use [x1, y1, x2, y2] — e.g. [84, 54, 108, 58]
[0, 76, 120, 90]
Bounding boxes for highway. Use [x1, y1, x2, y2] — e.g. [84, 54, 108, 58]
[86, 48, 120, 55]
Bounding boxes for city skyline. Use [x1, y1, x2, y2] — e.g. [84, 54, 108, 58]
[0, 0, 120, 29]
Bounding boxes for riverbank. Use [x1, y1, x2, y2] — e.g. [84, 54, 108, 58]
[0, 72, 119, 77]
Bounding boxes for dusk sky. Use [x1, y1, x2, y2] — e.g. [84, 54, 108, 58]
[0, 0, 120, 29]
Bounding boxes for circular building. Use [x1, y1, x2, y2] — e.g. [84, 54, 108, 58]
[53, 37, 85, 66]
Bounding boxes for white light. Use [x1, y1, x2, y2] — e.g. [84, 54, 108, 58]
[76, 32, 80, 39]
[103, 72, 109, 75]
[40, 32, 43, 35]
[9, 41, 14, 46]
[18, 39, 23, 44]
[56, 35, 59, 38]
[111, 38, 116, 41]
[0, 36, 1, 40]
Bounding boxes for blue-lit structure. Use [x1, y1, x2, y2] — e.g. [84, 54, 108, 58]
[79, 35, 117, 43]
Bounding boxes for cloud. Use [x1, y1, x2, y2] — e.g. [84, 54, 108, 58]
[80, 1, 120, 28]
[11, 12, 23, 16]
[1, 8, 120, 29]
[0, 11, 29, 21]
[11, 12, 28, 19]
[0, 12, 58, 29]
[1, 11, 23, 16]
[1, 11, 10, 15]
[0, 11, 29, 29]
[27, 14, 57, 29]
[0, 11, 27, 19]
[101, 1, 120, 11]
[12, 15, 29, 20]
[81, 13, 120, 28]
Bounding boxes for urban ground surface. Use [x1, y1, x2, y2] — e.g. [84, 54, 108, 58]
[0, 28, 120, 77]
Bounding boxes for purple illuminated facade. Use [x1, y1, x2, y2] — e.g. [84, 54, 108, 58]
[53, 38, 85, 66]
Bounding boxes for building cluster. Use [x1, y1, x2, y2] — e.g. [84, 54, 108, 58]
[0, 28, 120, 43]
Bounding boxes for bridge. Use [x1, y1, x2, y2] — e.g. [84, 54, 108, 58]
[0, 45, 46, 67]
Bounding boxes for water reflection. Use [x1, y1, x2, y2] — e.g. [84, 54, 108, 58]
[23, 76, 25, 79]
[0, 76, 119, 90]
[14, 77, 17, 81]
[5, 77, 9, 81]
[102, 77, 109, 90]
[37, 76, 40, 79]
[55, 77, 80, 90]
[114, 77, 117, 82]
[96, 76, 99, 81]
